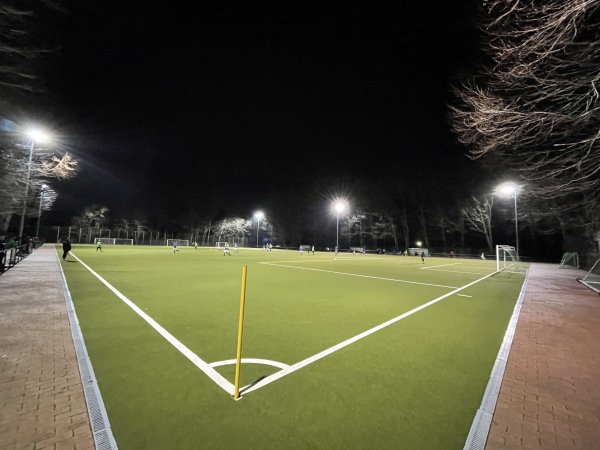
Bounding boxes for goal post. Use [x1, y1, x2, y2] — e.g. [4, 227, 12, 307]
[559, 252, 579, 269]
[577, 258, 600, 294]
[496, 245, 519, 272]
[94, 238, 116, 245]
[166, 239, 189, 247]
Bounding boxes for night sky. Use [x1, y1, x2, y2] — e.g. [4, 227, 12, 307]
[48, 1, 483, 225]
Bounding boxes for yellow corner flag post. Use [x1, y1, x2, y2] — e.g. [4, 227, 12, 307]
[234, 266, 248, 400]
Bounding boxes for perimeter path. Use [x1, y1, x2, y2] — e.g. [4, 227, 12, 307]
[485, 263, 600, 450]
[0, 246, 94, 450]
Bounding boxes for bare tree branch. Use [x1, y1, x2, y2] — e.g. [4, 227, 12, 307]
[451, 0, 600, 205]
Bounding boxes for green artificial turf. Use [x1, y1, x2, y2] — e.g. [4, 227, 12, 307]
[59, 244, 527, 449]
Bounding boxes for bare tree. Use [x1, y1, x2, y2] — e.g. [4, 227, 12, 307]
[462, 195, 495, 252]
[0, 1, 67, 110]
[451, 0, 600, 206]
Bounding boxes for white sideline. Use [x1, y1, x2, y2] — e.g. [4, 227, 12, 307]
[260, 262, 459, 289]
[241, 270, 499, 395]
[69, 252, 235, 395]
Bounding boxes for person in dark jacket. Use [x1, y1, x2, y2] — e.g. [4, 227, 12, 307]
[62, 238, 72, 260]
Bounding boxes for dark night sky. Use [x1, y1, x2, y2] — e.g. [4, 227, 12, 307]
[47, 1, 484, 225]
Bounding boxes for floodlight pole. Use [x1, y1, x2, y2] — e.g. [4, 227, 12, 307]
[256, 218, 260, 248]
[513, 192, 519, 262]
[18, 139, 35, 241]
[336, 213, 340, 250]
[254, 211, 264, 248]
[35, 184, 47, 239]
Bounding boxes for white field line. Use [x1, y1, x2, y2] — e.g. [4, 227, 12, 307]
[242, 270, 498, 396]
[209, 358, 290, 370]
[69, 252, 235, 395]
[420, 268, 491, 276]
[420, 263, 462, 270]
[259, 262, 459, 289]
[258, 259, 373, 264]
[420, 262, 490, 275]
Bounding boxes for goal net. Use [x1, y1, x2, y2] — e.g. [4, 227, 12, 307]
[578, 258, 600, 294]
[114, 238, 133, 245]
[559, 252, 579, 269]
[167, 239, 189, 247]
[496, 245, 519, 272]
[94, 238, 116, 245]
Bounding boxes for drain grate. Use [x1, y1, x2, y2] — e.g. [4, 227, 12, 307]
[463, 270, 530, 450]
[58, 253, 118, 450]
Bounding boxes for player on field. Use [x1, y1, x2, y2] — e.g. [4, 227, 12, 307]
[173, 241, 177, 253]
[234, 243, 238, 253]
[421, 250, 425, 264]
[224, 243, 231, 256]
[96, 241, 102, 252]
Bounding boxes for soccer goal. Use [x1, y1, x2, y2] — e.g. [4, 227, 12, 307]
[559, 252, 579, 269]
[577, 258, 600, 294]
[94, 238, 116, 245]
[496, 245, 519, 272]
[114, 238, 134, 245]
[167, 239, 189, 247]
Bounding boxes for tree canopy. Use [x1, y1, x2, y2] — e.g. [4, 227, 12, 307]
[451, 0, 600, 210]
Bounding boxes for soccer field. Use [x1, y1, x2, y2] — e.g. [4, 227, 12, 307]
[58, 245, 528, 450]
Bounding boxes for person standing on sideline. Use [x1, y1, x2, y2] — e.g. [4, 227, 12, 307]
[96, 241, 103, 252]
[421, 250, 425, 264]
[62, 238, 72, 260]
[173, 241, 177, 253]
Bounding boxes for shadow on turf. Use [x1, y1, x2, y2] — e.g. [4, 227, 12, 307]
[238, 375, 268, 396]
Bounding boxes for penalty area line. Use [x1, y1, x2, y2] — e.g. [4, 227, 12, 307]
[241, 270, 498, 396]
[260, 262, 458, 289]
[69, 252, 235, 396]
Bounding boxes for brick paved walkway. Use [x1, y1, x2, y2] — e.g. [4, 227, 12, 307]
[486, 263, 600, 450]
[1, 248, 598, 449]
[0, 246, 94, 450]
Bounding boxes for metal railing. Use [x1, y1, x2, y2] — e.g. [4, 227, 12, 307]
[0, 243, 33, 274]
